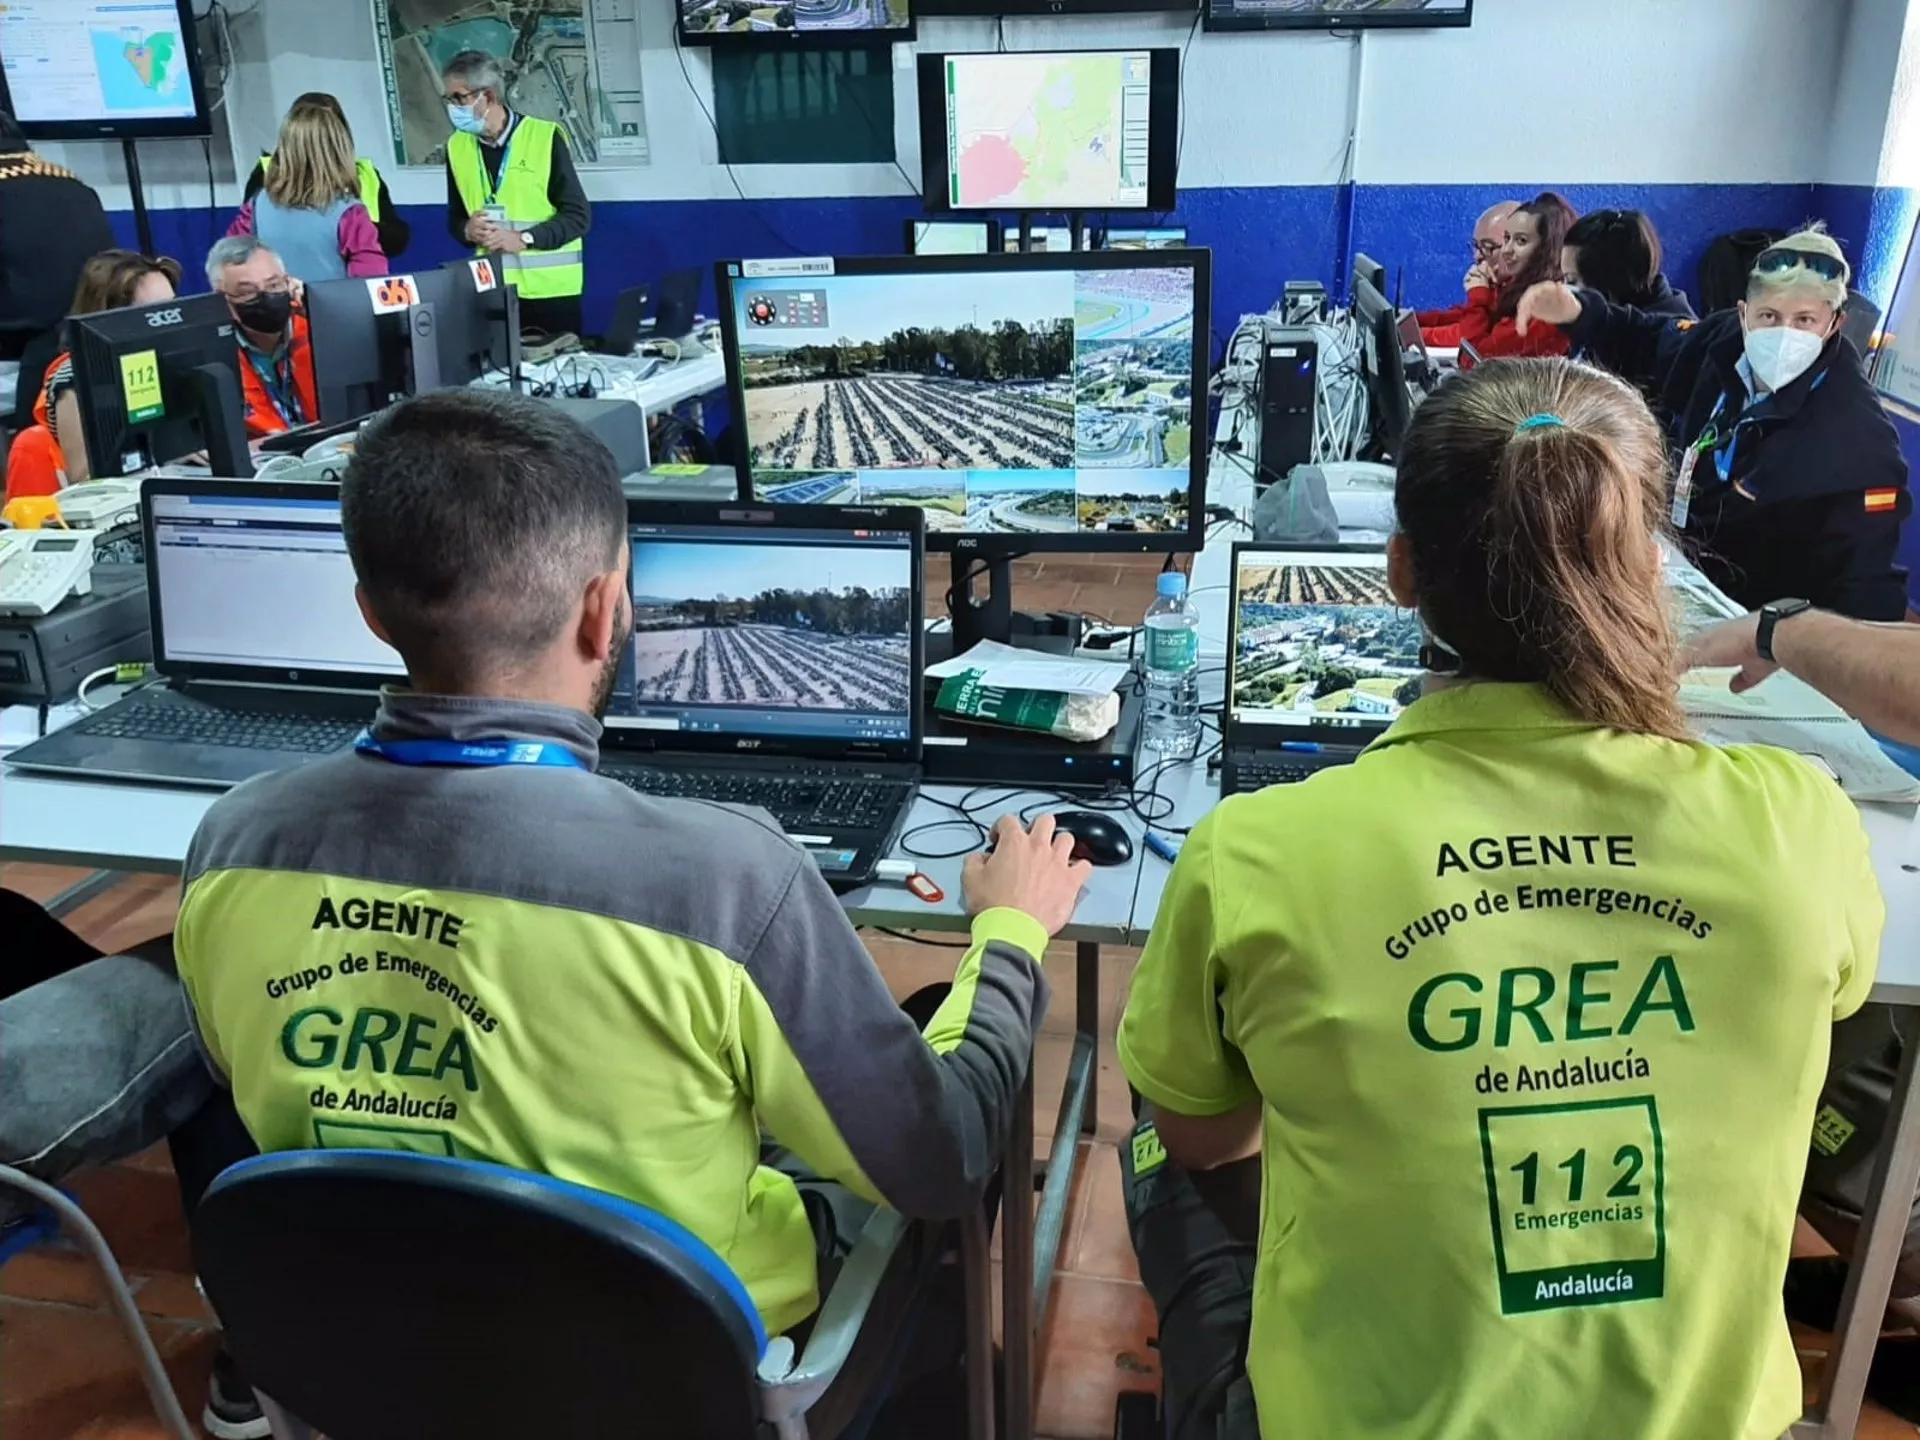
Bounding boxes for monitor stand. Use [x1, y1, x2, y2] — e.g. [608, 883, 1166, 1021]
[1013, 211, 1089, 254]
[927, 551, 1083, 668]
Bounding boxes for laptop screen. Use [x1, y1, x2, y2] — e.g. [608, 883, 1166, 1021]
[607, 520, 917, 744]
[149, 491, 406, 679]
[1230, 548, 1422, 734]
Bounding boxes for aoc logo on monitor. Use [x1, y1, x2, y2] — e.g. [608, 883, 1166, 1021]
[145, 308, 185, 328]
[736, 738, 762, 749]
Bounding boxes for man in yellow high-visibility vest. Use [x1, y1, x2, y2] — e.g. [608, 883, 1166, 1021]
[440, 51, 592, 340]
[247, 92, 411, 261]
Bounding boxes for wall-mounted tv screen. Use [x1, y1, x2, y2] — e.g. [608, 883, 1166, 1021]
[0, 0, 212, 140]
[678, 0, 914, 44]
[918, 0, 1193, 15]
[1204, 0, 1470, 33]
[917, 49, 1179, 213]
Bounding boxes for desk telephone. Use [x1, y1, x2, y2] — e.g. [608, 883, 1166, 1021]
[0, 529, 96, 616]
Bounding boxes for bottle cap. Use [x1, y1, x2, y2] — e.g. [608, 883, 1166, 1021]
[1156, 572, 1187, 598]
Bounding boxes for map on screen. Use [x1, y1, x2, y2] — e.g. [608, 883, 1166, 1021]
[943, 51, 1153, 210]
[2, 0, 197, 124]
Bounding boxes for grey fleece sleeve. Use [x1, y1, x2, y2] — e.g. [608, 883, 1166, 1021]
[733, 859, 1050, 1218]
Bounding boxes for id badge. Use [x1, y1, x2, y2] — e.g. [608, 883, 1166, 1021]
[482, 202, 509, 226]
[1671, 443, 1704, 530]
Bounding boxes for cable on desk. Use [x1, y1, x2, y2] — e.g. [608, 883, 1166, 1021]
[867, 927, 971, 949]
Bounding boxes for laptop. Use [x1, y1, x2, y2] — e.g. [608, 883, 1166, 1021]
[600, 284, 650, 356]
[1220, 542, 1418, 796]
[652, 268, 702, 343]
[6, 478, 403, 787]
[597, 501, 924, 889]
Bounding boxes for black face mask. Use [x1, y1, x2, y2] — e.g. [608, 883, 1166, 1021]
[230, 291, 293, 335]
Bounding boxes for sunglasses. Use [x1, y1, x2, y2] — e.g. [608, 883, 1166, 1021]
[1754, 248, 1848, 284]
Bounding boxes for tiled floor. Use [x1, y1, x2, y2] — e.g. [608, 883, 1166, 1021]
[4, 562, 1917, 1437]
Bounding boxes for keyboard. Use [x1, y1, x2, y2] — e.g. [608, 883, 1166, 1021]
[604, 764, 913, 833]
[75, 696, 363, 754]
[1224, 758, 1332, 795]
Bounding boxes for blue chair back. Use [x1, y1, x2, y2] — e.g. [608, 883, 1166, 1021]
[194, 1150, 771, 1440]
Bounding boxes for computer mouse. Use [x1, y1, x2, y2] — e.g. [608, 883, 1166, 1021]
[1048, 810, 1134, 868]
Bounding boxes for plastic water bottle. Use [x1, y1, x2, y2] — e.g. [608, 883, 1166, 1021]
[1143, 572, 1201, 754]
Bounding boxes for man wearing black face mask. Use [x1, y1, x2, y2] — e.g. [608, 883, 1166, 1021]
[205, 235, 316, 440]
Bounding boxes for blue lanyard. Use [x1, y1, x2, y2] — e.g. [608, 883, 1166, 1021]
[1696, 369, 1829, 485]
[241, 343, 302, 427]
[474, 113, 519, 209]
[354, 734, 587, 770]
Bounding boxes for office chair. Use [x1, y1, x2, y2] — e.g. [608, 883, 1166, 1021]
[193, 1149, 970, 1440]
[0, 1163, 198, 1440]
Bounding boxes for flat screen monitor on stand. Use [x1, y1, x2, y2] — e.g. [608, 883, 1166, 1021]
[305, 267, 514, 426]
[1353, 273, 1414, 459]
[907, 219, 1004, 255]
[69, 294, 253, 479]
[714, 248, 1211, 660]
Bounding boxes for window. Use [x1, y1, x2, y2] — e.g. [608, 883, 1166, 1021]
[711, 48, 895, 166]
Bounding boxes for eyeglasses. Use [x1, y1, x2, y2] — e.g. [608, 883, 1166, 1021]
[445, 88, 487, 107]
[1754, 248, 1848, 284]
[226, 277, 292, 304]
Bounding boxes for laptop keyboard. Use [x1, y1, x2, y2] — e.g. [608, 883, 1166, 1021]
[603, 764, 913, 834]
[75, 695, 363, 754]
[1225, 759, 1330, 795]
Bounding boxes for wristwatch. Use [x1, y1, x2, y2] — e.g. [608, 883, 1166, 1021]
[520, 231, 537, 249]
[1756, 598, 1813, 663]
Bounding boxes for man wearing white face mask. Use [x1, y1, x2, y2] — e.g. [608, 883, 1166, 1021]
[1516, 225, 1911, 620]
[440, 50, 592, 341]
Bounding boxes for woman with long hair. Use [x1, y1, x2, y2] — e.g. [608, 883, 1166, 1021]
[1562, 208, 1694, 317]
[244, 92, 409, 260]
[4, 248, 181, 501]
[1420, 191, 1577, 365]
[227, 96, 387, 282]
[1120, 356, 1882, 1440]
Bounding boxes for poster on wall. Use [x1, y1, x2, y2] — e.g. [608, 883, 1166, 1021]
[371, 0, 649, 168]
[1875, 214, 1920, 412]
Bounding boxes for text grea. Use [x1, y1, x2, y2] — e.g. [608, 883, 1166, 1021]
[280, 1006, 479, 1092]
[1407, 956, 1694, 1052]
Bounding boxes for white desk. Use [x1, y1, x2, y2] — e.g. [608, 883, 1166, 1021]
[475, 351, 727, 420]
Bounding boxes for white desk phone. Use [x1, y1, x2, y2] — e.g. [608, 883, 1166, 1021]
[0, 528, 96, 616]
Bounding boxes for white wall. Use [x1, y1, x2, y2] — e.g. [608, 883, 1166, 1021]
[32, 0, 1863, 213]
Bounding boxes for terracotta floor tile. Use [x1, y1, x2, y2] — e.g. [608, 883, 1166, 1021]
[130, 1272, 214, 1324]
[0, 1299, 217, 1440]
[1064, 1143, 1139, 1284]
[0, 1246, 112, 1309]
[118, 1145, 176, 1178]
[0, 863, 97, 904]
[64, 877, 180, 957]
[63, 1167, 193, 1279]
[1033, 1274, 1159, 1440]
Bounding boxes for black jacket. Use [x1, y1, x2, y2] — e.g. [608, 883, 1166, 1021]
[0, 151, 116, 351]
[1568, 296, 1912, 620]
[1633, 274, 1696, 321]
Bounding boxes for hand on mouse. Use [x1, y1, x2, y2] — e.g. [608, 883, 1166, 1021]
[964, 814, 1092, 937]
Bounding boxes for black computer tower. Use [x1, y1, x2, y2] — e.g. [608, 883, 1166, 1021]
[1257, 327, 1318, 487]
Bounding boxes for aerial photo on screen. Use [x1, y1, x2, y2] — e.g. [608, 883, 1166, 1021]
[1075, 472, 1189, 533]
[1233, 561, 1424, 720]
[680, 0, 909, 35]
[739, 271, 1075, 474]
[623, 544, 912, 713]
[373, 0, 649, 166]
[1074, 267, 1195, 469]
[965, 472, 1078, 534]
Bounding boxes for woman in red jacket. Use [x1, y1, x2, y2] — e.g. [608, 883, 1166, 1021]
[1419, 192, 1577, 366]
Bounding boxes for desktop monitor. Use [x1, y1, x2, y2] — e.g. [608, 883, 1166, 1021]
[1103, 227, 1188, 250]
[907, 219, 1003, 255]
[917, 49, 1180, 213]
[437, 257, 524, 387]
[604, 502, 922, 758]
[1004, 225, 1075, 254]
[69, 294, 252, 478]
[0, 0, 213, 141]
[716, 249, 1210, 647]
[1205, 0, 1471, 33]
[306, 268, 507, 425]
[677, 0, 913, 44]
[1351, 252, 1388, 304]
[1353, 275, 1413, 458]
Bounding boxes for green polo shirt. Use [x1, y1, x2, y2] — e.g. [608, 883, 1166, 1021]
[1120, 682, 1882, 1440]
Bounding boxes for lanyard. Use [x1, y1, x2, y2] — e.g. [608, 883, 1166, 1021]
[473, 112, 519, 210]
[354, 734, 587, 770]
[241, 343, 303, 428]
[1692, 368, 1830, 486]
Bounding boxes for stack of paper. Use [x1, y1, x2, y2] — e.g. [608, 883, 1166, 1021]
[1683, 669, 1920, 804]
[926, 640, 1129, 697]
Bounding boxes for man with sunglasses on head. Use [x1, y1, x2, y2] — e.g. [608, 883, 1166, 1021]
[1518, 224, 1911, 621]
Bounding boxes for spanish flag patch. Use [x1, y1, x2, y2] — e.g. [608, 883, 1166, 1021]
[1865, 488, 1902, 513]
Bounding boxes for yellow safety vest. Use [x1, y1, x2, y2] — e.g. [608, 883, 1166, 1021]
[258, 152, 383, 222]
[447, 117, 584, 301]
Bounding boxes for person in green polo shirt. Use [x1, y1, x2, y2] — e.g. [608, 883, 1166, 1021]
[439, 50, 592, 341]
[1118, 356, 1885, 1440]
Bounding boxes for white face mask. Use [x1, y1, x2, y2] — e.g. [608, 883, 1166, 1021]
[1743, 324, 1826, 392]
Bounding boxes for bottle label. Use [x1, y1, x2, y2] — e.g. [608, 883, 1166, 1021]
[1146, 625, 1197, 674]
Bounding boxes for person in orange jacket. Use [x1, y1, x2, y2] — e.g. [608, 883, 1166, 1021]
[205, 234, 318, 439]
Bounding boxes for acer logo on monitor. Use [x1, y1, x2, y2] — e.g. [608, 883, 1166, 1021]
[146, 308, 185, 327]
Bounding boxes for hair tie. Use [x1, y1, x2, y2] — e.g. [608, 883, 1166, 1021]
[1514, 414, 1565, 433]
